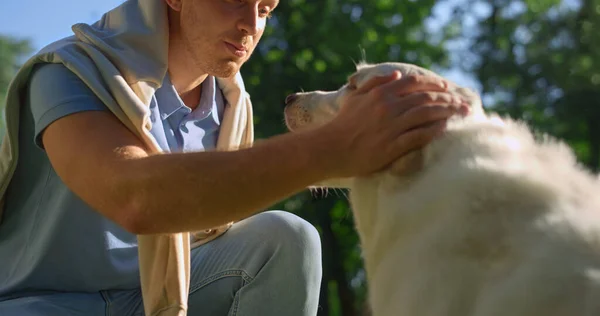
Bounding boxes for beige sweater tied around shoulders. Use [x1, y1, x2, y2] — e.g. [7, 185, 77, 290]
[0, 0, 254, 315]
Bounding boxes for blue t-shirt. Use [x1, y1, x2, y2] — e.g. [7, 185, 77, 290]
[0, 63, 225, 298]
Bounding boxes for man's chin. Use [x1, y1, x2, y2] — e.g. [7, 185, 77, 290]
[211, 60, 243, 78]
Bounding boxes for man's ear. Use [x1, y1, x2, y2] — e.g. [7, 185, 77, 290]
[165, 0, 182, 11]
[389, 150, 423, 176]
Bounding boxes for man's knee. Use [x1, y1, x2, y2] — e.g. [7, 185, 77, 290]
[248, 210, 322, 259]
[0, 293, 106, 316]
[235, 210, 323, 294]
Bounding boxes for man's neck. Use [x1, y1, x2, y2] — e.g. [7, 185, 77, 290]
[167, 8, 208, 109]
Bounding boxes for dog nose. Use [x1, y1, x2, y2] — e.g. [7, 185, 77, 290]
[285, 93, 298, 105]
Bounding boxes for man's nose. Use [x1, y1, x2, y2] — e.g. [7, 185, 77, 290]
[238, 8, 261, 35]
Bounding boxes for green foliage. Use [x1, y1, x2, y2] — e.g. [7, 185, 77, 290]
[0, 34, 31, 135]
[247, 0, 600, 314]
[244, 0, 447, 139]
[244, 1, 447, 314]
[441, 0, 600, 170]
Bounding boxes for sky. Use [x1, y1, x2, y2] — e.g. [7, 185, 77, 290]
[0, 0, 124, 54]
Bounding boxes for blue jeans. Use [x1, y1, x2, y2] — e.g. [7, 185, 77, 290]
[0, 211, 323, 316]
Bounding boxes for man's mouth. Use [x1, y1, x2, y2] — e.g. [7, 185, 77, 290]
[229, 42, 247, 51]
[224, 41, 248, 58]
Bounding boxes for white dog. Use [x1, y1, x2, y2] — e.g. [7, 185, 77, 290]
[284, 62, 600, 316]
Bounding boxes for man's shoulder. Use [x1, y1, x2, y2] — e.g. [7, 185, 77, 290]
[35, 34, 80, 57]
[28, 62, 94, 102]
[30, 63, 76, 84]
[27, 61, 109, 150]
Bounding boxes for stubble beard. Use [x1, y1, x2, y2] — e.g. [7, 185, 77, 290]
[178, 6, 253, 79]
[183, 36, 246, 79]
[179, 17, 241, 78]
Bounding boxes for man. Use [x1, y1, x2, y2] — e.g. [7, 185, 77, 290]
[0, 0, 467, 315]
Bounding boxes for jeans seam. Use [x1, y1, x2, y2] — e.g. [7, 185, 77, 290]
[189, 269, 253, 294]
[99, 291, 111, 316]
[230, 275, 251, 316]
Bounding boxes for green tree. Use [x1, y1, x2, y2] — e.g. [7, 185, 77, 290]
[441, 0, 600, 170]
[0, 34, 31, 135]
[243, 1, 451, 314]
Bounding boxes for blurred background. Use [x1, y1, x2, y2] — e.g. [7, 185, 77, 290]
[1, 0, 598, 315]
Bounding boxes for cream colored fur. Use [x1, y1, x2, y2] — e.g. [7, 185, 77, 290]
[285, 62, 600, 316]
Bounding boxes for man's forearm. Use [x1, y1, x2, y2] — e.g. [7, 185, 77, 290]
[120, 129, 336, 234]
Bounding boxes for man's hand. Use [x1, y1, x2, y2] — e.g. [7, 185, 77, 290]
[41, 69, 467, 234]
[321, 71, 469, 178]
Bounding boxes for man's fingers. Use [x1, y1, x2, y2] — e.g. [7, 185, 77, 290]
[356, 71, 402, 94]
[391, 120, 447, 158]
[394, 105, 456, 135]
[375, 74, 449, 98]
[389, 92, 466, 116]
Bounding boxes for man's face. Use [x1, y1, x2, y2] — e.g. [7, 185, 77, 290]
[177, 0, 278, 78]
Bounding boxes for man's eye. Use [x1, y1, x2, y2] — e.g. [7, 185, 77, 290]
[259, 8, 273, 18]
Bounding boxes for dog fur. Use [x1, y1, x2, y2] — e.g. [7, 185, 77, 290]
[284, 62, 600, 316]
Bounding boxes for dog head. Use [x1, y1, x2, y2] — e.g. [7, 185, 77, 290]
[283, 62, 485, 179]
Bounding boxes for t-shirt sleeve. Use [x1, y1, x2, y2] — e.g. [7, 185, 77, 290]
[27, 63, 110, 149]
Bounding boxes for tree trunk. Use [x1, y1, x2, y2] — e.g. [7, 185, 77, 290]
[313, 196, 357, 316]
[576, 0, 600, 171]
[588, 115, 600, 172]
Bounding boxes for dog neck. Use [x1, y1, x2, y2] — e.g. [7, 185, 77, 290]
[345, 113, 540, 287]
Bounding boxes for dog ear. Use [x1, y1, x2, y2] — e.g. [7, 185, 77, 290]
[389, 150, 424, 176]
[347, 72, 359, 89]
